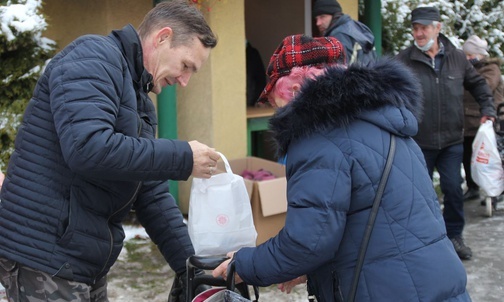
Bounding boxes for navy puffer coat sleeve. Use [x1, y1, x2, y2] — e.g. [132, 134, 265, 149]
[47, 37, 192, 181]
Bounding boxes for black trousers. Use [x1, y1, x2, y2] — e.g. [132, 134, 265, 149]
[463, 136, 479, 190]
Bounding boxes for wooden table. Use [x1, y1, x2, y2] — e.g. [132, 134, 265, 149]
[246, 106, 275, 156]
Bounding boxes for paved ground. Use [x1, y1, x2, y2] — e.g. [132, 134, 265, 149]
[460, 196, 504, 302]
[0, 196, 502, 301]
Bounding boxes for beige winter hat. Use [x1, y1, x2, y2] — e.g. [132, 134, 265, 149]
[463, 35, 489, 56]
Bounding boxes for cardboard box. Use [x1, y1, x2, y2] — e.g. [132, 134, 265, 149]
[216, 157, 287, 245]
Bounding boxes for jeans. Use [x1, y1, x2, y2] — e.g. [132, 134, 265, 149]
[422, 143, 464, 238]
[462, 136, 479, 190]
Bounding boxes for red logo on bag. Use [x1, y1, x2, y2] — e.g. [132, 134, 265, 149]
[476, 142, 490, 164]
[216, 214, 229, 226]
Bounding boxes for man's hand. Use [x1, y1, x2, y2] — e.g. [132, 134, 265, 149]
[278, 275, 307, 294]
[188, 140, 220, 178]
[480, 116, 495, 124]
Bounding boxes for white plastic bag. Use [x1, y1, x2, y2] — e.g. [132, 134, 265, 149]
[188, 152, 257, 256]
[471, 120, 504, 197]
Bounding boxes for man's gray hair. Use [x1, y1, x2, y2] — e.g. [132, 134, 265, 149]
[138, 0, 217, 48]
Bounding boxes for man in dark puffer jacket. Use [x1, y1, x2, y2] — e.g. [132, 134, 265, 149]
[0, 1, 219, 301]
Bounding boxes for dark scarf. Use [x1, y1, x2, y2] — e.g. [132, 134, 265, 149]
[110, 24, 153, 94]
[109, 24, 157, 136]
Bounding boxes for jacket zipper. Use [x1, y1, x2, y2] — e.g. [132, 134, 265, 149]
[411, 50, 444, 150]
[93, 181, 142, 283]
[423, 57, 442, 150]
[93, 114, 143, 283]
[436, 76, 441, 149]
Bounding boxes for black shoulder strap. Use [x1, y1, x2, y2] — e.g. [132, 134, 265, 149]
[306, 135, 397, 301]
[347, 134, 396, 302]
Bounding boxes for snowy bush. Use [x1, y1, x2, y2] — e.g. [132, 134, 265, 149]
[0, 0, 55, 170]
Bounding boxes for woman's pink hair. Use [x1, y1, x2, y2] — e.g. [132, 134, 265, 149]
[268, 66, 327, 107]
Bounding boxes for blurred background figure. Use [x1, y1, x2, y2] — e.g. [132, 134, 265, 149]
[462, 35, 504, 201]
[312, 0, 376, 64]
[246, 40, 266, 107]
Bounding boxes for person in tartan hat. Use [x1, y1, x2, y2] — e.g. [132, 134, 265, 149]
[213, 34, 471, 301]
[257, 34, 345, 106]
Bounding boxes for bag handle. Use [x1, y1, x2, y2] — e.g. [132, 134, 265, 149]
[192, 152, 234, 190]
[217, 151, 234, 175]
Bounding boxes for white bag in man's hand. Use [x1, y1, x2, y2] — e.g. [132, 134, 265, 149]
[188, 152, 257, 256]
[471, 120, 504, 197]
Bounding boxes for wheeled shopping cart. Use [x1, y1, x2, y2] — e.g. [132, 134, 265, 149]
[186, 255, 259, 302]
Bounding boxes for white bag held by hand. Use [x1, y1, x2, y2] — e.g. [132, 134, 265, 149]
[471, 120, 504, 197]
[188, 152, 257, 256]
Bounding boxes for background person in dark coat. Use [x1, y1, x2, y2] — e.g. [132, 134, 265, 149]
[246, 41, 266, 107]
[213, 35, 470, 302]
[312, 0, 376, 64]
[396, 6, 496, 261]
[0, 1, 219, 301]
[461, 35, 504, 201]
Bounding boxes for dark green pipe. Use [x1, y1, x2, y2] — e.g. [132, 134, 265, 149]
[157, 86, 179, 202]
[154, 0, 179, 202]
[363, 0, 382, 56]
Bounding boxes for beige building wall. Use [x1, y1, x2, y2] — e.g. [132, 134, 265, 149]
[342, 0, 358, 19]
[43, 0, 151, 49]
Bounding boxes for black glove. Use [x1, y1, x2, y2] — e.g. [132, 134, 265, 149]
[167, 269, 210, 302]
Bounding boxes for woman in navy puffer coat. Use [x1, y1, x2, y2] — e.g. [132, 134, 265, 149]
[214, 35, 471, 302]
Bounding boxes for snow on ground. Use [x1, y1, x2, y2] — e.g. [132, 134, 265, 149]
[124, 224, 149, 241]
[1, 205, 502, 302]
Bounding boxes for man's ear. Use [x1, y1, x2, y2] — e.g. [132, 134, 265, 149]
[156, 27, 173, 47]
[292, 83, 302, 92]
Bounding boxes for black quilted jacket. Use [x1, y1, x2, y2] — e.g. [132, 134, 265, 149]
[0, 25, 194, 284]
[396, 34, 496, 150]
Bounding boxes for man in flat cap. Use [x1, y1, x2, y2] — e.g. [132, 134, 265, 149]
[312, 0, 376, 65]
[396, 6, 496, 261]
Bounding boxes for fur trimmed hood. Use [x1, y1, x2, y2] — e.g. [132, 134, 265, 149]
[270, 57, 424, 155]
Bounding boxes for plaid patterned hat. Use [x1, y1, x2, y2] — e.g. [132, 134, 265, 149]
[257, 34, 344, 104]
